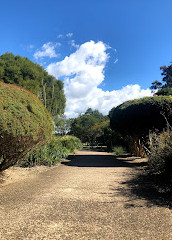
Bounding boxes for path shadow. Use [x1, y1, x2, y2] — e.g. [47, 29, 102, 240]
[0, 172, 5, 184]
[111, 170, 172, 209]
[61, 154, 146, 168]
[63, 153, 172, 208]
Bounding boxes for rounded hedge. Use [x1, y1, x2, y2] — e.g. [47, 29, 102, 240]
[0, 81, 54, 170]
[109, 96, 172, 137]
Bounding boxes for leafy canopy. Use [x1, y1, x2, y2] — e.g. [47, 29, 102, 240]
[150, 63, 172, 95]
[0, 52, 66, 116]
[70, 108, 108, 144]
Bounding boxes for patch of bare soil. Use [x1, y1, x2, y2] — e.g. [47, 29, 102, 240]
[0, 165, 55, 186]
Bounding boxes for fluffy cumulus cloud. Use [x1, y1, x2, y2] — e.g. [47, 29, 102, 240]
[34, 42, 61, 59]
[47, 40, 152, 118]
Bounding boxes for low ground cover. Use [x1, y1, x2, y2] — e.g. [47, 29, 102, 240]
[17, 135, 82, 167]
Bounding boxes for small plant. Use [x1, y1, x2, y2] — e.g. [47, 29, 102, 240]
[113, 146, 126, 155]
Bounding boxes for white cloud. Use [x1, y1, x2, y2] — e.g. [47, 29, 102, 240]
[114, 58, 118, 64]
[66, 32, 73, 37]
[69, 40, 79, 49]
[47, 40, 152, 118]
[57, 34, 63, 38]
[62, 84, 152, 118]
[34, 42, 61, 59]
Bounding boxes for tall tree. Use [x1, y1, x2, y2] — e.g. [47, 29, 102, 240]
[160, 64, 172, 88]
[54, 115, 71, 135]
[150, 63, 172, 95]
[70, 108, 108, 144]
[0, 52, 66, 117]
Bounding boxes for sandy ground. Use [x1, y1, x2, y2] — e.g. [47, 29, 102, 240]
[0, 165, 57, 186]
[0, 150, 172, 239]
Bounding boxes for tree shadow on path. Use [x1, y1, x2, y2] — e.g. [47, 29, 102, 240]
[110, 167, 172, 209]
[61, 154, 146, 168]
[62, 153, 172, 208]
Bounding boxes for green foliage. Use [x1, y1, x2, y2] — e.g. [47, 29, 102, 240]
[148, 129, 172, 186]
[150, 80, 162, 91]
[0, 81, 54, 171]
[18, 135, 82, 167]
[70, 108, 108, 144]
[0, 52, 66, 116]
[113, 146, 126, 155]
[156, 87, 172, 96]
[59, 135, 82, 153]
[91, 119, 120, 151]
[109, 96, 172, 137]
[85, 108, 107, 121]
[150, 63, 172, 95]
[109, 96, 172, 156]
[160, 64, 172, 88]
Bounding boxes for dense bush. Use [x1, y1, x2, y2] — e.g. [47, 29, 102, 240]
[109, 96, 172, 136]
[109, 96, 172, 155]
[0, 81, 54, 171]
[156, 88, 172, 96]
[18, 135, 82, 167]
[59, 135, 83, 153]
[148, 129, 172, 179]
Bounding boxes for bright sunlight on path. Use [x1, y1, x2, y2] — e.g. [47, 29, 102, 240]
[0, 150, 172, 239]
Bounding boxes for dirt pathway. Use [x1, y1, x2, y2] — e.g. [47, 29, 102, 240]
[0, 150, 172, 239]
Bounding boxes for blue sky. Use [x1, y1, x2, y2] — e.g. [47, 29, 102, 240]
[1, 0, 172, 117]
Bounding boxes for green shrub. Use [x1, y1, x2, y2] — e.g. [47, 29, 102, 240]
[18, 135, 82, 167]
[109, 96, 172, 136]
[113, 146, 126, 155]
[148, 129, 172, 178]
[156, 87, 172, 96]
[109, 96, 172, 156]
[0, 81, 54, 171]
[59, 135, 83, 153]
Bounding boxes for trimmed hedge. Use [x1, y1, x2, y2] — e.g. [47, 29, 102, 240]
[109, 96, 172, 156]
[109, 96, 172, 137]
[0, 81, 54, 171]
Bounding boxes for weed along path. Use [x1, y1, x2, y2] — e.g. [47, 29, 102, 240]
[0, 150, 172, 239]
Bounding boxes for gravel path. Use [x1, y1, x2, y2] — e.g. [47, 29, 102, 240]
[0, 150, 172, 239]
